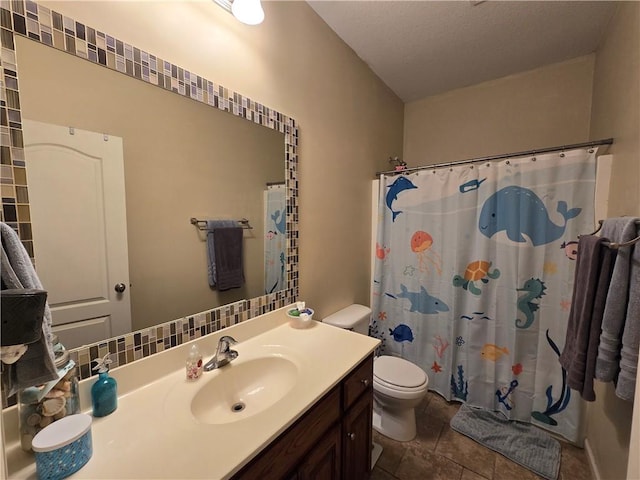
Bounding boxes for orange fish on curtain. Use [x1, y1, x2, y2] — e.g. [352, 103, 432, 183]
[481, 344, 510, 362]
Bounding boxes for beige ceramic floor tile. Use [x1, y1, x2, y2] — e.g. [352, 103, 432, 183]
[371, 465, 398, 480]
[558, 442, 593, 480]
[493, 454, 545, 480]
[462, 468, 491, 480]
[417, 391, 435, 414]
[435, 426, 496, 478]
[407, 412, 445, 454]
[374, 430, 408, 475]
[395, 449, 464, 480]
[424, 392, 462, 423]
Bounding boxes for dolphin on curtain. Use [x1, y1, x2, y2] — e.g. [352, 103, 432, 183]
[385, 176, 417, 222]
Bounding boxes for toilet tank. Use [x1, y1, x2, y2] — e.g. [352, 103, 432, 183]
[322, 304, 371, 335]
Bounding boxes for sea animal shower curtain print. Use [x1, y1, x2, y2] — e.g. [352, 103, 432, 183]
[371, 148, 598, 443]
[264, 184, 286, 294]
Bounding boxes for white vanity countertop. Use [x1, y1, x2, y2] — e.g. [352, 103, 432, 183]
[5, 306, 380, 479]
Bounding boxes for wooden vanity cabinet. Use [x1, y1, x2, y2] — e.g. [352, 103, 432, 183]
[233, 353, 374, 480]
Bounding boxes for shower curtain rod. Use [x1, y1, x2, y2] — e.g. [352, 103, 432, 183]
[376, 138, 614, 177]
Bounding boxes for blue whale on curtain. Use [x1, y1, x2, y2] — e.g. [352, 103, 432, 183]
[478, 186, 581, 246]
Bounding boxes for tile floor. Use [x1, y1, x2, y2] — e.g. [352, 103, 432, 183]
[370, 392, 593, 480]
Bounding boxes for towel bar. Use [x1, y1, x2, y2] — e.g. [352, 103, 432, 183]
[581, 219, 640, 249]
[190, 217, 253, 230]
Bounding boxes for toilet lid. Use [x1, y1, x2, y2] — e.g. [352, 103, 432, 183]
[374, 356, 427, 388]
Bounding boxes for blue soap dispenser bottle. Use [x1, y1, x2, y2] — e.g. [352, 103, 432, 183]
[91, 353, 118, 417]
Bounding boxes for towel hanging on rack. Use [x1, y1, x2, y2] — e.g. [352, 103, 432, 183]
[0, 222, 58, 396]
[584, 219, 640, 249]
[204, 220, 245, 291]
[191, 217, 252, 230]
[559, 235, 616, 401]
[595, 217, 640, 401]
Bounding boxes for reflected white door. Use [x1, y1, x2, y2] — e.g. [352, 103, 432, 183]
[23, 119, 131, 349]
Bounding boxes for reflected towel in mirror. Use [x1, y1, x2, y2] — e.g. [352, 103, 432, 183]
[206, 221, 245, 291]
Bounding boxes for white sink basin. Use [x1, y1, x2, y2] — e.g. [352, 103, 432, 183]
[190, 356, 298, 424]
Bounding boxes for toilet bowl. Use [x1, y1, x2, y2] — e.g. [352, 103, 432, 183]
[372, 355, 428, 441]
[322, 304, 429, 443]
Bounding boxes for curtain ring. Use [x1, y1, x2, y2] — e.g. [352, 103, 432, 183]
[559, 153, 565, 158]
[505, 160, 511, 165]
[486, 163, 491, 167]
[589, 148, 594, 153]
[470, 165, 474, 169]
[531, 157, 536, 162]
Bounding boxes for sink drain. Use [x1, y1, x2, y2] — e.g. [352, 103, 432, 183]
[231, 402, 246, 413]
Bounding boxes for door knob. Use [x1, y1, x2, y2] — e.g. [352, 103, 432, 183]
[347, 432, 355, 440]
[114, 283, 127, 293]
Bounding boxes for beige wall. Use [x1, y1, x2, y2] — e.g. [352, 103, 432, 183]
[35, 1, 405, 320]
[16, 36, 284, 330]
[587, 3, 640, 480]
[404, 55, 595, 165]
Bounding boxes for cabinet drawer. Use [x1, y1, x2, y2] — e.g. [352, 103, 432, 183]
[233, 386, 341, 480]
[342, 354, 373, 411]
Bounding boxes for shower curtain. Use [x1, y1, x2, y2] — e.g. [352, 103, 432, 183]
[264, 184, 286, 294]
[371, 148, 598, 443]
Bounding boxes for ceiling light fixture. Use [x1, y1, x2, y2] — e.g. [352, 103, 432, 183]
[232, 0, 264, 25]
[213, 0, 264, 26]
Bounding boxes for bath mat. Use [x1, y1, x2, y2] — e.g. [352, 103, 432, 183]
[450, 403, 561, 480]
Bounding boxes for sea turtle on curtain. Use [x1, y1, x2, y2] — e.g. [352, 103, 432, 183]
[478, 186, 581, 246]
[452, 260, 500, 295]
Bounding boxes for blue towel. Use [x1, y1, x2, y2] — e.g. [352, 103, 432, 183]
[559, 235, 615, 401]
[617, 242, 640, 401]
[595, 218, 640, 383]
[206, 220, 244, 290]
[1, 222, 58, 396]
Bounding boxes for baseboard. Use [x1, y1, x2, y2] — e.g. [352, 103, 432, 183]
[584, 438, 601, 480]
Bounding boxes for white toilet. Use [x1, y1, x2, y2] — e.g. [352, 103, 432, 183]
[323, 304, 429, 442]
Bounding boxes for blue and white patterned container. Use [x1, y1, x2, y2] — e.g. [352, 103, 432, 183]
[32, 414, 93, 480]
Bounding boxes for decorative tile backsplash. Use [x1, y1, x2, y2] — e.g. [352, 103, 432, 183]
[0, 0, 299, 385]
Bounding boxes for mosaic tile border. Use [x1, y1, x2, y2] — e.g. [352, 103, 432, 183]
[0, 0, 299, 382]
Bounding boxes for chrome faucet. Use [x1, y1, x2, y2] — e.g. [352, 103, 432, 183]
[204, 335, 238, 371]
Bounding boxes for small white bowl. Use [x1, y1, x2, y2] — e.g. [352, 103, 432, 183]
[286, 308, 314, 329]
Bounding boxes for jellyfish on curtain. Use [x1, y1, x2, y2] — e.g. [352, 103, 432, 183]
[411, 230, 442, 275]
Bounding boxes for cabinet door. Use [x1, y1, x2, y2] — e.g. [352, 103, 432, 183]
[298, 423, 342, 480]
[342, 390, 373, 479]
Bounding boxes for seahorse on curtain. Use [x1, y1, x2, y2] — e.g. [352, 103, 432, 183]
[515, 278, 547, 329]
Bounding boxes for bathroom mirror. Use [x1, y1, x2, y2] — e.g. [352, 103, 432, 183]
[11, 33, 288, 345]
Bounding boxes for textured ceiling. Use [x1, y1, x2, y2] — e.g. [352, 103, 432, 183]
[307, 1, 617, 102]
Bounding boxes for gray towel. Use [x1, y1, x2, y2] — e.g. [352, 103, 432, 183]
[595, 217, 640, 383]
[206, 220, 244, 291]
[206, 220, 236, 288]
[1, 222, 57, 396]
[616, 239, 640, 401]
[559, 235, 615, 401]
